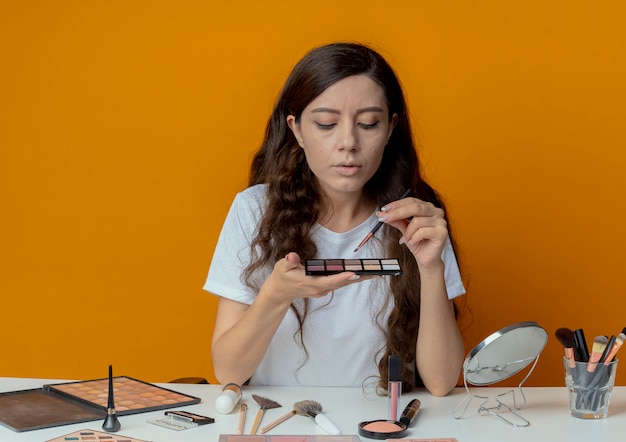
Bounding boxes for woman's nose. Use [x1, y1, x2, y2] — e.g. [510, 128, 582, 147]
[337, 124, 358, 151]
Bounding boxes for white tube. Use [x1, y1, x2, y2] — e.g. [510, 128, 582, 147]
[215, 383, 242, 414]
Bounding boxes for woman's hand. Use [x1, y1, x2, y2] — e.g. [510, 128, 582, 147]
[261, 252, 372, 305]
[376, 196, 463, 396]
[211, 251, 374, 385]
[376, 197, 448, 271]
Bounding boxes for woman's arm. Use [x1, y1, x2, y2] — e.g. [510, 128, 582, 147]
[211, 285, 292, 386]
[211, 252, 371, 385]
[377, 196, 465, 396]
[414, 264, 464, 396]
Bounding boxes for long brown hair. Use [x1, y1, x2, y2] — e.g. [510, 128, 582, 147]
[245, 42, 459, 391]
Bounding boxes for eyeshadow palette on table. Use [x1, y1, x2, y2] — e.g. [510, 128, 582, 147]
[0, 376, 200, 432]
[217, 436, 362, 442]
[46, 429, 149, 442]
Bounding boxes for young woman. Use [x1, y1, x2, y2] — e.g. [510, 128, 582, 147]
[205, 42, 465, 397]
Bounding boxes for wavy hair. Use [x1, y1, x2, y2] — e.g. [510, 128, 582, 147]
[244, 42, 459, 392]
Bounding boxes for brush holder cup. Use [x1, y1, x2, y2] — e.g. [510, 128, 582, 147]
[564, 358, 618, 419]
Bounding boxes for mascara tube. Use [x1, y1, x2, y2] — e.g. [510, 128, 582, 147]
[388, 355, 402, 421]
[399, 398, 421, 426]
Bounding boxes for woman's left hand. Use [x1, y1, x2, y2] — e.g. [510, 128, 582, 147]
[376, 196, 448, 271]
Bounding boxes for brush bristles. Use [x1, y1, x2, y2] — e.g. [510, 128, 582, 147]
[592, 336, 609, 355]
[616, 333, 626, 346]
[294, 400, 322, 416]
[555, 328, 576, 348]
[252, 394, 281, 410]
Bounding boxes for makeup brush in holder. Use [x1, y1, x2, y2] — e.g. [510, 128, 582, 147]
[294, 400, 341, 435]
[102, 365, 121, 432]
[249, 394, 281, 434]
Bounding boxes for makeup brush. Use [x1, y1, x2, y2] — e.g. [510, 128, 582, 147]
[603, 332, 625, 365]
[249, 394, 281, 434]
[294, 400, 341, 435]
[237, 402, 247, 434]
[353, 189, 411, 253]
[573, 328, 590, 362]
[102, 365, 121, 432]
[586, 336, 609, 373]
[555, 327, 577, 367]
[599, 335, 616, 363]
[259, 408, 297, 434]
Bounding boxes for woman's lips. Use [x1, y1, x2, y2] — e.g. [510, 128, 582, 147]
[334, 163, 362, 176]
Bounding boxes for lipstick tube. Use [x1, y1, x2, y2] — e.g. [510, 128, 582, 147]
[388, 355, 402, 421]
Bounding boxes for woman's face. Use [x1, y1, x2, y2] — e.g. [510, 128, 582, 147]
[287, 75, 397, 199]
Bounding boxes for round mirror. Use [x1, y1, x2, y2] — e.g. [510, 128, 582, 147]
[463, 321, 548, 386]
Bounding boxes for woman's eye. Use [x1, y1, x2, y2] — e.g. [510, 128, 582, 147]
[314, 122, 336, 130]
[359, 121, 380, 129]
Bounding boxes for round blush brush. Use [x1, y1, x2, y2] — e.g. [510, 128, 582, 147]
[294, 400, 341, 435]
[555, 327, 577, 368]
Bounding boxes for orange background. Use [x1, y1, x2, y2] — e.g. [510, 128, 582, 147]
[2, 1, 625, 387]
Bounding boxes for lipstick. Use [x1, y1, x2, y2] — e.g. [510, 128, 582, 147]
[388, 355, 402, 421]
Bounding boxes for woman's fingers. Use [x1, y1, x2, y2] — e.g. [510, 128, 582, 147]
[377, 198, 448, 268]
[271, 253, 373, 300]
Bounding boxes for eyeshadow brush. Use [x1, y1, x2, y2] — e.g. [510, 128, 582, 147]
[587, 336, 609, 373]
[237, 402, 247, 434]
[102, 365, 121, 432]
[585, 336, 610, 410]
[249, 394, 281, 434]
[603, 332, 625, 364]
[599, 335, 616, 363]
[353, 189, 411, 253]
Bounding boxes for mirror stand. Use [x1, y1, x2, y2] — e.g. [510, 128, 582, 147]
[453, 351, 542, 427]
[452, 321, 548, 427]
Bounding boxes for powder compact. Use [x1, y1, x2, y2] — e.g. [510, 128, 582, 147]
[358, 419, 407, 439]
[358, 398, 420, 439]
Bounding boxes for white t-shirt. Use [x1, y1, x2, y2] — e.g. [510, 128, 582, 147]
[204, 184, 465, 387]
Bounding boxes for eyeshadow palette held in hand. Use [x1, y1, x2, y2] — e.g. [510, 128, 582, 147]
[305, 258, 402, 276]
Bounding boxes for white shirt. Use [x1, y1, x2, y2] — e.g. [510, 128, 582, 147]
[204, 184, 465, 387]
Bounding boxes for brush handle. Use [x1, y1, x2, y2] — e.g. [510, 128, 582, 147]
[260, 410, 296, 434]
[237, 403, 247, 434]
[314, 413, 341, 435]
[249, 408, 266, 435]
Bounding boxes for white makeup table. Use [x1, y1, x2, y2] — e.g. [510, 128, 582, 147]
[1, 378, 625, 442]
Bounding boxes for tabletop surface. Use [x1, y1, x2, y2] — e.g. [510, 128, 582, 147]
[1, 377, 625, 442]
